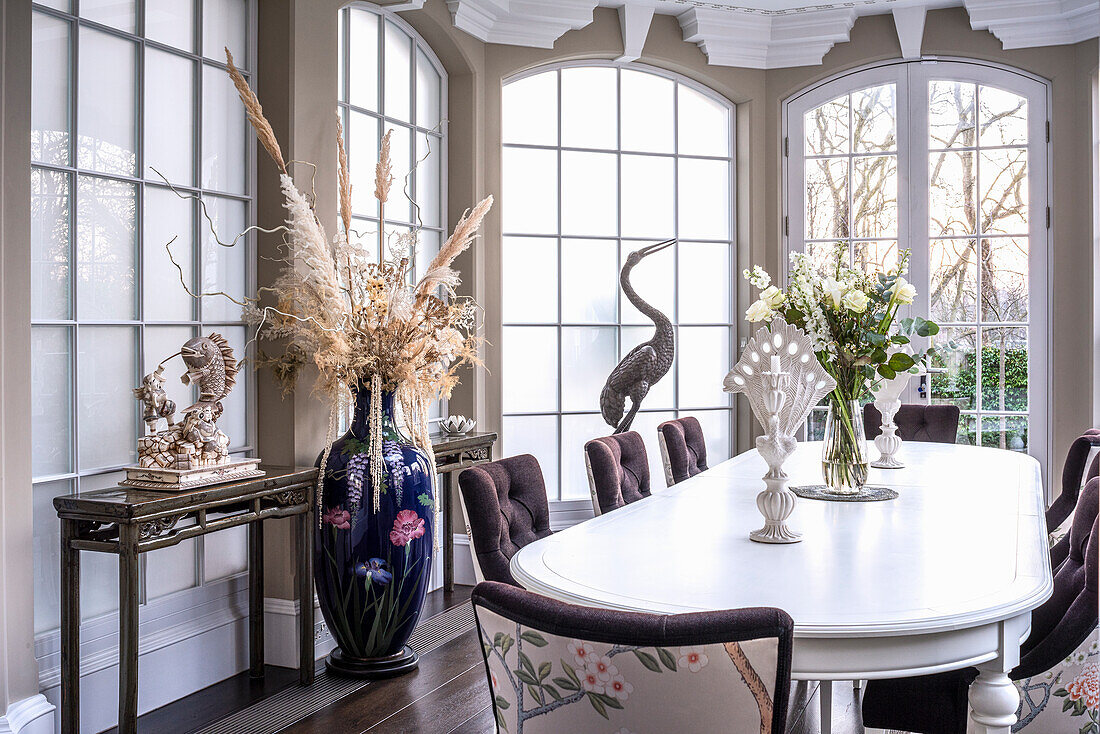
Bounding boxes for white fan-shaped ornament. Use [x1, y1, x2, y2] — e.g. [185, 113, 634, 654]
[724, 318, 837, 543]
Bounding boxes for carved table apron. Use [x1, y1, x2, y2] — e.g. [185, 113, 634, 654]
[54, 465, 318, 734]
[431, 431, 497, 592]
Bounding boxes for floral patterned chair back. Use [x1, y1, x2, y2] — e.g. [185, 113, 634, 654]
[471, 581, 793, 734]
[584, 431, 651, 516]
[657, 416, 708, 487]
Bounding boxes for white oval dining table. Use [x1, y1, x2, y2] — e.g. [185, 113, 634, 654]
[510, 441, 1053, 734]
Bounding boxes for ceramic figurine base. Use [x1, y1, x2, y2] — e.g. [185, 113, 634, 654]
[326, 646, 419, 679]
[749, 475, 803, 544]
[871, 456, 905, 469]
[121, 459, 264, 491]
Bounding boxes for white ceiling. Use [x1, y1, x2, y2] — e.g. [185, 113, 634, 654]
[418, 0, 1099, 68]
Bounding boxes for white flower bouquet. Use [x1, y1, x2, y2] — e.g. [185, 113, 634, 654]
[742, 244, 940, 492]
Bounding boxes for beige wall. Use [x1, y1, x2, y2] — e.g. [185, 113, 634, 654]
[247, 1, 1099, 595]
[0, 0, 44, 714]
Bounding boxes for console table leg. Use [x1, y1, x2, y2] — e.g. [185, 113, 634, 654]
[298, 509, 315, 685]
[118, 524, 140, 734]
[443, 471, 455, 592]
[60, 521, 80, 734]
[249, 521, 265, 678]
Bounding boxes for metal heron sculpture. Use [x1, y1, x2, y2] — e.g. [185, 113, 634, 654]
[600, 239, 676, 433]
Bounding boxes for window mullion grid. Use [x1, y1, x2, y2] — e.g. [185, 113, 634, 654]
[972, 82, 983, 445]
[847, 92, 855, 265]
[671, 78, 680, 425]
[615, 67, 623, 437]
[556, 68, 564, 503]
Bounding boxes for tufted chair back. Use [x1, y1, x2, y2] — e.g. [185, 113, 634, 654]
[1015, 477, 1099, 679]
[1045, 429, 1100, 539]
[459, 454, 553, 586]
[472, 581, 794, 734]
[657, 417, 708, 486]
[863, 403, 960, 443]
[584, 431, 651, 516]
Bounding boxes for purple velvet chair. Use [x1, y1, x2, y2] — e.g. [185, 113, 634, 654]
[584, 431, 651, 516]
[458, 455, 552, 587]
[863, 403, 961, 443]
[657, 416, 708, 486]
[861, 477, 1100, 734]
[472, 581, 794, 734]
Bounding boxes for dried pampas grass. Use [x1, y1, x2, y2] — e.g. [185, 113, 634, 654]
[225, 48, 285, 174]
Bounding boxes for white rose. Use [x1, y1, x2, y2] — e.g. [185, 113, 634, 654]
[842, 289, 869, 313]
[760, 285, 785, 309]
[822, 277, 845, 309]
[745, 299, 772, 322]
[891, 277, 917, 304]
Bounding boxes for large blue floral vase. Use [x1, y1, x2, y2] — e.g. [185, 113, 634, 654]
[315, 387, 435, 678]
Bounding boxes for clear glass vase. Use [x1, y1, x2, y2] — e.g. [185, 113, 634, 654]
[821, 397, 869, 494]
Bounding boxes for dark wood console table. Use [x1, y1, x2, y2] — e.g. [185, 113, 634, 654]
[431, 431, 497, 591]
[54, 465, 318, 734]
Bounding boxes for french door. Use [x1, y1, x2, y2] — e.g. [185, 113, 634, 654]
[785, 60, 1050, 472]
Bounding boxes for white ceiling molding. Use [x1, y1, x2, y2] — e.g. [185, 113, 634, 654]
[677, 5, 856, 68]
[963, 0, 1100, 49]
[617, 2, 657, 62]
[445, 0, 600, 48]
[892, 5, 927, 59]
[436, 0, 1098, 62]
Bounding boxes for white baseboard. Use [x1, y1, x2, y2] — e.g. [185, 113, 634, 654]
[0, 696, 54, 734]
[263, 597, 334, 668]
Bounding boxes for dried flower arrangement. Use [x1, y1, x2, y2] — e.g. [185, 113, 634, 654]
[221, 49, 492, 524]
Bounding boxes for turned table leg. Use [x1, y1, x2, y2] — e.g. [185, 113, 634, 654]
[60, 520, 80, 734]
[968, 619, 1022, 734]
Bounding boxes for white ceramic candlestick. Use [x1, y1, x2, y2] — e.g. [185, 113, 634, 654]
[871, 394, 905, 469]
[751, 368, 801, 543]
[724, 319, 837, 545]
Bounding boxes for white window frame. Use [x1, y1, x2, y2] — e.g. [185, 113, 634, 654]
[500, 60, 737, 522]
[783, 58, 1052, 478]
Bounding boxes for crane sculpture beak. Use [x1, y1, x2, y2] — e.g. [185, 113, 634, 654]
[636, 238, 676, 258]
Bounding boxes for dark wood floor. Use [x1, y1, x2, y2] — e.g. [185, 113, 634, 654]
[117, 584, 877, 734]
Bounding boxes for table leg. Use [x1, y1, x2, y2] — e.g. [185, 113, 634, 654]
[118, 523, 140, 734]
[818, 680, 832, 734]
[968, 619, 1022, 733]
[60, 520, 80, 734]
[298, 508, 315, 685]
[443, 471, 455, 592]
[249, 520, 265, 678]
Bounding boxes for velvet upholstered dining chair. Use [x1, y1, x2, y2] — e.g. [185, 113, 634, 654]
[1047, 429, 1100, 564]
[861, 477, 1100, 734]
[657, 416, 708, 486]
[458, 454, 553, 586]
[584, 431, 652, 516]
[863, 403, 961, 443]
[471, 581, 794, 734]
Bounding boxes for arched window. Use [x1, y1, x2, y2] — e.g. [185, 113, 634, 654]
[338, 2, 447, 424]
[338, 3, 446, 268]
[501, 63, 736, 507]
[786, 61, 1049, 468]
